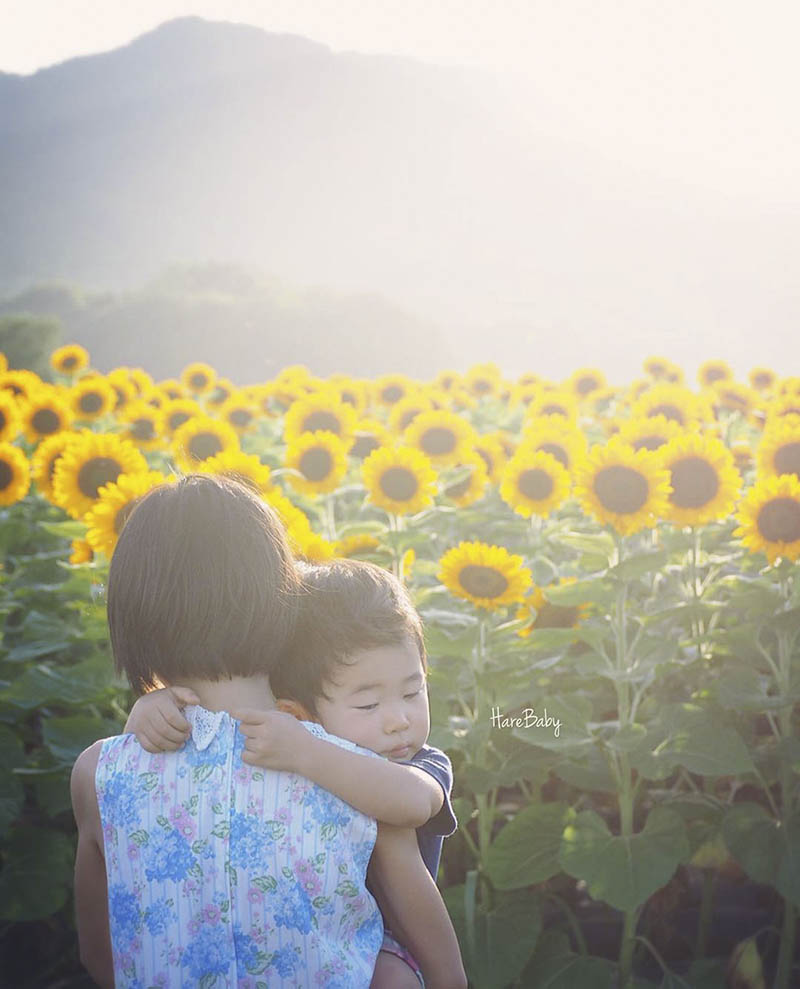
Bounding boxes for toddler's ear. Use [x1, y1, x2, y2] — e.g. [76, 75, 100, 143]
[276, 698, 315, 722]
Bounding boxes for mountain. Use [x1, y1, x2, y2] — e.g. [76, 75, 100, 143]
[1, 17, 797, 379]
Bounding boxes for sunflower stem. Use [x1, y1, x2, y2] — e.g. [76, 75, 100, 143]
[324, 493, 337, 542]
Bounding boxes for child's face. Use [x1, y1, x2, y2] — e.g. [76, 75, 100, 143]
[314, 634, 430, 761]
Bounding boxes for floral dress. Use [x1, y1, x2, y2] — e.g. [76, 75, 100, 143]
[96, 706, 383, 988]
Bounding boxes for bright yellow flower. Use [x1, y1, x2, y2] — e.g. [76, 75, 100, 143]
[438, 541, 532, 610]
[500, 449, 570, 518]
[85, 471, 169, 558]
[697, 360, 734, 388]
[284, 391, 358, 445]
[50, 344, 89, 376]
[0, 443, 31, 505]
[440, 452, 490, 507]
[735, 474, 800, 563]
[20, 387, 74, 444]
[362, 445, 437, 516]
[0, 390, 21, 443]
[403, 410, 476, 468]
[120, 401, 164, 450]
[285, 431, 349, 496]
[180, 362, 217, 395]
[757, 419, 800, 481]
[200, 449, 273, 496]
[658, 433, 740, 526]
[52, 432, 148, 519]
[172, 416, 240, 473]
[71, 376, 116, 421]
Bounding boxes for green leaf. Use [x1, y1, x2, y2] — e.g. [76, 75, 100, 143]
[545, 579, 615, 607]
[253, 875, 277, 893]
[523, 931, 615, 988]
[558, 530, 615, 560]
[42, 715, 119, 764]
[559, 807, 689, 913]
[0, 825, 74, 921]
[511, 694, 594, 752]
[609, 550, 669, 582]
[37, 520, 88, 541]
[654, 714, 755, 777]
[443, 886, 542, 989]
[1, 654, 117, 709]
[722, 803, 800, 906]
[485, 802, 574, 889]
[0, 769, 24, 835]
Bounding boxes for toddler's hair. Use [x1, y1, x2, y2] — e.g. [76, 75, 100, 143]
[108, 474, 300, 694]
[270, 558, 425, 716]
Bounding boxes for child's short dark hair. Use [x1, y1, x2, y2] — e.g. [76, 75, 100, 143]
[108, 474, 300, 695]
[270, 558, 426, 716]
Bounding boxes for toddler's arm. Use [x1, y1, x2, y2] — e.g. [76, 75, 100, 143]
[369, 823, 467, 989]
[234, 707, 444, 828]
[124, 686, 200, 752]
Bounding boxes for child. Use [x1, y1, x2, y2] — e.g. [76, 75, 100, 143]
[71, 476, 386, 988]
[128, 558, 467, 988]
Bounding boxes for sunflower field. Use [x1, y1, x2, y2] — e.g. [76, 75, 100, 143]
[2, 347, 800, 987]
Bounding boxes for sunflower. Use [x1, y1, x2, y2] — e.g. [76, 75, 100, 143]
[71, 376, 116, 421]
[0, 443, 31, 506]
[735, 474, 800, 563]
[698, 360, 734, 388]
[441, 452, 490, 507]
[127, 368, 155, 396]
[433, 370, 461, 393]
[0, 353, 6, 373]
[293, 528, 337, 562]
[709, 381, 761, 418]
[217, 394, 260, 435]
[69, 539, 94, 565]
[388, 394, 434, 434]
[180, 362, 217, 395]
[200, 449, 273, 495]
[362, 445, 437, 516]
[527, 389, 578, 422]
[464, 363, 503, 400]
[615, 414, 682, 453]
[50, 344, 89, 376]
[285, 431, 349, 496]
[403, 410, 476, 468]
[52, 432, 148, 519]
[328, 377, 369, 416]
[284, 391, 358, 445]
[155, 378, 186, 402]
[172, 415, 240, 473]
[105, 369, 139, 413]
[658, 433, 740, 526]
[348, 418, 392, 460]
[520, 415, 588, 471]
[335, 533, 381, 557]
[0, 390, 21, 443]
[508, 381, 542, 409]
[570, 367, 606, 399]
[0, 370, 41, 402]
[631, 383, 707, 428]
[206, 378, 236, 408]
[765, 395, 800, 426]
[472, 434, 508, 483]
[575, 437, 672, 536]
[748, 367, 776, 393]
[161, 398, 203, 436]
[120, 402, 164, 450]
[643, 356, 671, 380]
[438, 541, 532, 610]
[757, 419, 800, 481]
[516, 580, 586, 637]
[372, 374, 416, 407]
[778, 377, 800, 397]
[500, 449, 570, 518]
[31, 430, 82, 502]
[85, 471, 168, 558]
[731, 444, 754, 474]
[20, 387, 74, 443]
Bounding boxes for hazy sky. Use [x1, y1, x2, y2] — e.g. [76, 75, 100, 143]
[4, 1, 800, 198]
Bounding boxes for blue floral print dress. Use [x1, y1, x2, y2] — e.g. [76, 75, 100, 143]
[95, 706, 383, 988]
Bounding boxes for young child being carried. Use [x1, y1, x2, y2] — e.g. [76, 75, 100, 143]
[127, 557, 467, 989]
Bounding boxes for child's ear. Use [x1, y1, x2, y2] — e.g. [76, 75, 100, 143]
[276, 698, 316, 722]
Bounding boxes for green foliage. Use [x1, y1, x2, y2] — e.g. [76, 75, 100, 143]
[0, 313, 61, 377]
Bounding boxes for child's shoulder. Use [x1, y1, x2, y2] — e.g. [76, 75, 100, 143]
[300, 721, 381, 759]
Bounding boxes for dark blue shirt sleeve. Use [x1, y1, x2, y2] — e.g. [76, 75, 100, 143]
[406, 744, 457, 837]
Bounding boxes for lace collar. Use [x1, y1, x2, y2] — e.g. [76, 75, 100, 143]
[184, 705, 227, 751]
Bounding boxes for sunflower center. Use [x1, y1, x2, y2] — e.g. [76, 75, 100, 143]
[459, 565, 508, 599]
[472, 379, 492, 394]
[190, 373, 209, 390]
[302, 411, 341, 434]
[351, 435, 381, 459]
[518, 468, 554, 501]
[31, 408, 61, 435]
[0, 461, 12, 491]
[593, 465, 649, 514]
[79, 392, 104, 414]
[421, 428, 457, 456]
[774, 442, 800, 478]
[540, 404, 567, 417]
[575, 376, 598, 395]
[130, 418, 156, 441]
[720, 390, 748, 411]
[704, 368, 726, 383]
[476, 449, 493, 474]
[114, 499, 139, 534]
[399, 410, 423, 431]
[381, 386, 404, 403]
[187, 432, 223, 462]
[650, 404, 684, 424]
[168, 411, 192, 431]
[229, 409, 253, 428]
[77, 457, 122, 498]
[299, 448, 333, 481]
[757, 498, 800, 543]
[752, 373, 772, 389]
[380, 467, 418, 502]
[538, 443, 568, 468]
[780, 407, 800, 418]
[0, 410, 6, 431]
[632, 435, 666, 452]
[534, 602, 580, 629]
[669, 456, 719, 508]
[61, 355, 78, 370]
[112, 387, 127, 410]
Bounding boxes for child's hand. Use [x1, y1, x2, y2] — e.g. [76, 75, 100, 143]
[124, 686, 200, 753]
[233, 708, 315, 774]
